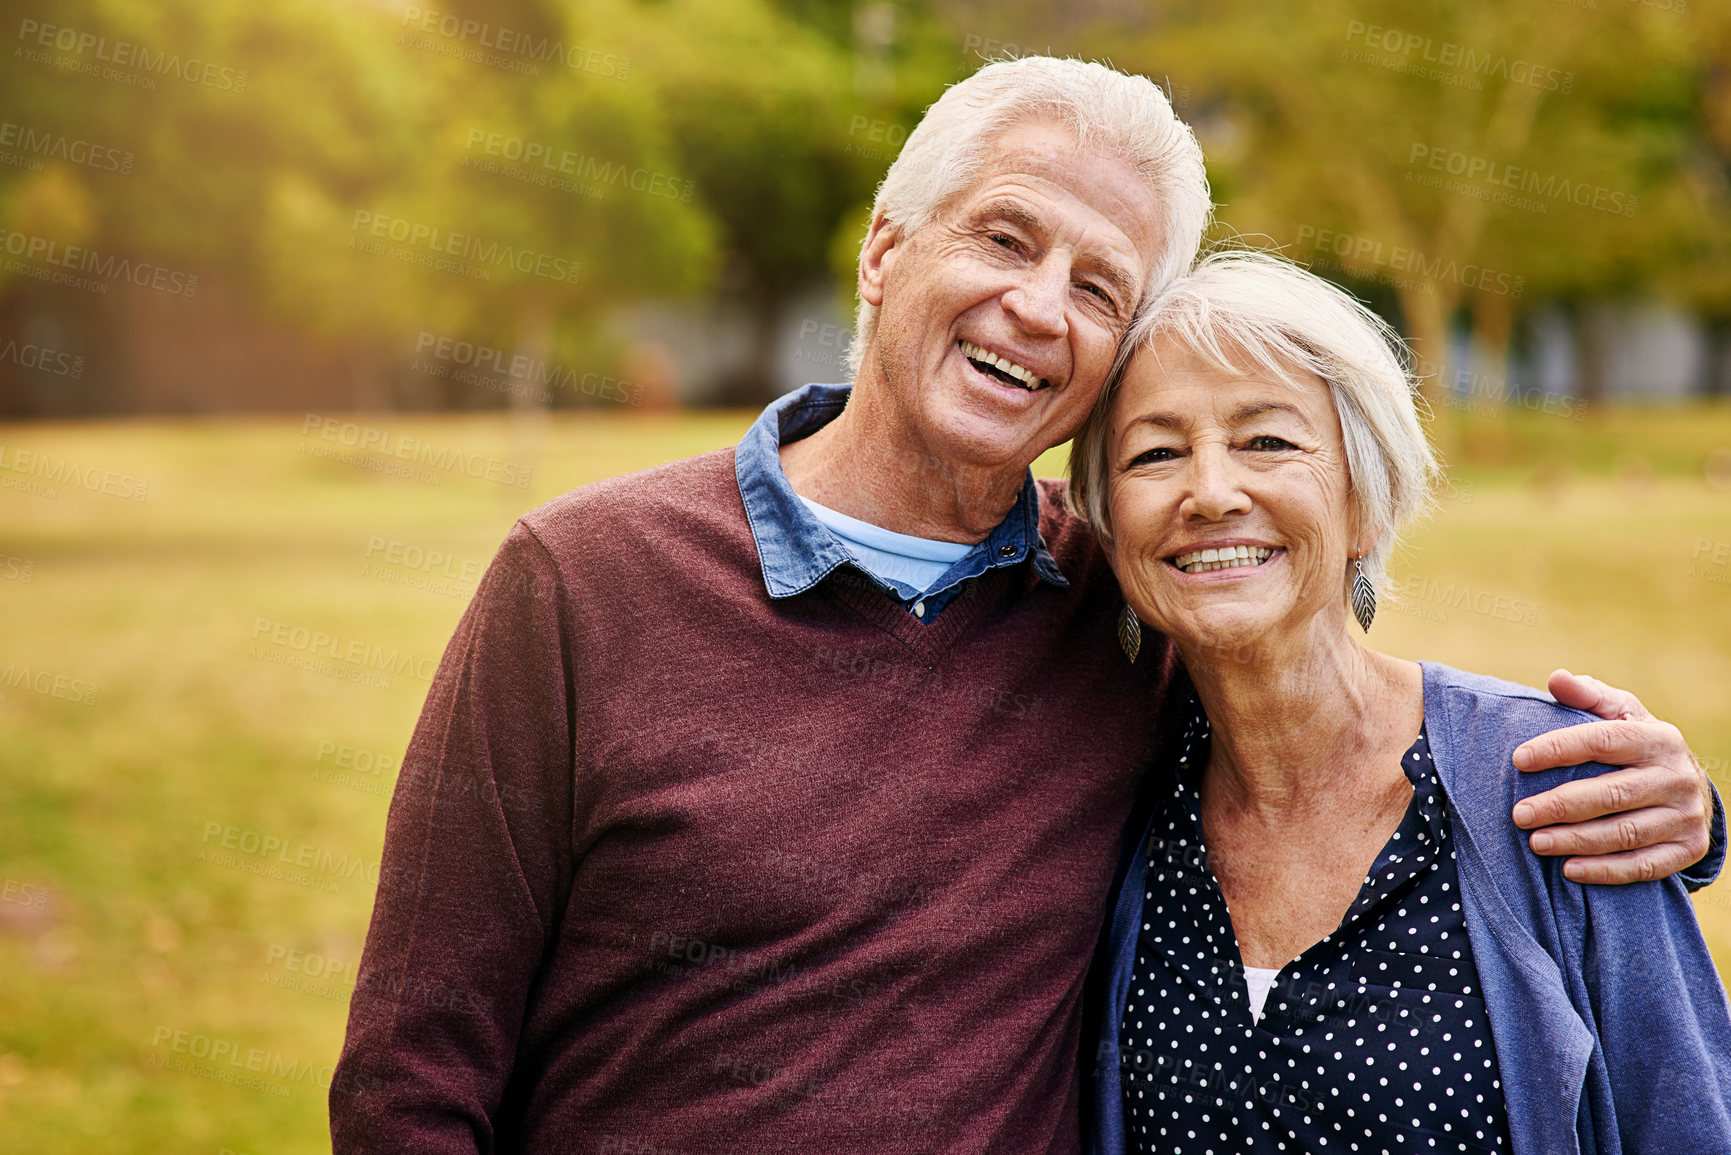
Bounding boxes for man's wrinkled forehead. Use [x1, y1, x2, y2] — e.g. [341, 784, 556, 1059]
[936, 120, 1163, 291]
[960, 193, 1143, 315]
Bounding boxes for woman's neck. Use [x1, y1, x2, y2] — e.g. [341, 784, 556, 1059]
[1178, 621, 1424, 817]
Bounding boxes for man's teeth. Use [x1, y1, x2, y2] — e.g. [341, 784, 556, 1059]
[1172, 546, 1275, 574]
[959, 340, 1046, 390]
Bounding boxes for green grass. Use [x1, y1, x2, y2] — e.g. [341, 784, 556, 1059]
[1, 404, 1729, 1151]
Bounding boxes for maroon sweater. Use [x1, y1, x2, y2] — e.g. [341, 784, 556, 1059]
[330, 448, 1181, 1153]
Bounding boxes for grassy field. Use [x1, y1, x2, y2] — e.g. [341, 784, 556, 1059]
[1, 404, 1730, 1151]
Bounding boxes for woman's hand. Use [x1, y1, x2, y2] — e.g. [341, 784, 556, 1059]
[1511, 669, 1716, 884]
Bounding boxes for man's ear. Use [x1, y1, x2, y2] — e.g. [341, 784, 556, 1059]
[859, 212, 901, 309]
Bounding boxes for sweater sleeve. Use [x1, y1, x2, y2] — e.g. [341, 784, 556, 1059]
[1578, 875, 1731, 1152]
[329, 521, 576, 1153]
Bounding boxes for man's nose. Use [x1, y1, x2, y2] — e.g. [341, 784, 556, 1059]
[1001, 258, 1069, 336]
[1181, 445, 1251, 521]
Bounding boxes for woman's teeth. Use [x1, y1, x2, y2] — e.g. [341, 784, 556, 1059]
[959, 340, 1046, 390]
[1171, 546, 1274, 574]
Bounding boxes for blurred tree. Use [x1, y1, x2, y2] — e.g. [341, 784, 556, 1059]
[3, 0, 1724, 415]
[1673, 0, 1731, 397]
[606, 0, 869, 401]
[1086, 0, 1718, 414]
[0, 0, 799, 409]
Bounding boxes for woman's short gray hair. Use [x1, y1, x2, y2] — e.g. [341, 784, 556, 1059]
[1067, 250, 1442, 599]
[845, 56, 1211, 379]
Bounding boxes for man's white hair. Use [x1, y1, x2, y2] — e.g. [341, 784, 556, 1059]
[845, 56, 1211, 379]
[1067, 250, 1443, 602]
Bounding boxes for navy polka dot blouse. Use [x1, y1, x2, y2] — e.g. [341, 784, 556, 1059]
[1120, 703, 1512, 1154]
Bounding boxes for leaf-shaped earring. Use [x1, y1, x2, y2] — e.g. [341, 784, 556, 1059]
[1351, 557, 1376, 633]
[1118, 603, 1143, 663]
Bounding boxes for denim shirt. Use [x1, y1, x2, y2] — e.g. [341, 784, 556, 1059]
[734, 383, 1068, 617]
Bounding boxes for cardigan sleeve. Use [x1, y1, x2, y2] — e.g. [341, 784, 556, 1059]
[329, 521, 577, 1153]
[1678, 783, 1727, 892]
[1576, 874, 1731, 1152]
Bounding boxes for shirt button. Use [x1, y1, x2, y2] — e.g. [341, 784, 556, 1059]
[997, 544, 1016, 558]
[912, 601, 926, 617]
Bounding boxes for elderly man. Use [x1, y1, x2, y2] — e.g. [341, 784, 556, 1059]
[331, 57, 1720, 1153]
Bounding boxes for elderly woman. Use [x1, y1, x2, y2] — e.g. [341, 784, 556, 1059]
[1072, 252, 1731, 1154]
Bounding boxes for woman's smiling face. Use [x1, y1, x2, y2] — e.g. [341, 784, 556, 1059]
[1104, 334, 1364, 656]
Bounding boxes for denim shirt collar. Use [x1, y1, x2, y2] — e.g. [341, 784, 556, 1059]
[734, 382, 1068, 600]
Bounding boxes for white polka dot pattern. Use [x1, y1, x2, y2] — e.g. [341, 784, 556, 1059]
[1118, 708, 1512, 1154]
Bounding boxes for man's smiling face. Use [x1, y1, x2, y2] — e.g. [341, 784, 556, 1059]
[859, 118, 1166, 473]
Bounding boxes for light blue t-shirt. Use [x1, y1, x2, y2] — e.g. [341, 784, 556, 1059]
[798, 495, 973, 598]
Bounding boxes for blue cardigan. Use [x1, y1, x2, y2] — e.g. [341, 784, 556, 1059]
[1086, 662, 1731, 1155]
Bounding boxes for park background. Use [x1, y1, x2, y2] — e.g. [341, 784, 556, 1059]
[2, 0, 1730, 1150]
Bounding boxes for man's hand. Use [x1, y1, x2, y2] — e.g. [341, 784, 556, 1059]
[1509, 669, 1714, 884]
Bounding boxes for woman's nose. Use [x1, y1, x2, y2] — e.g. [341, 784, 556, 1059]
[1181, 445, 1251, 521]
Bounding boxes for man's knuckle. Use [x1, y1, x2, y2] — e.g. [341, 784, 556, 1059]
[1616, 818, 1642, 851]
[1601, 778, 1635, 812]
